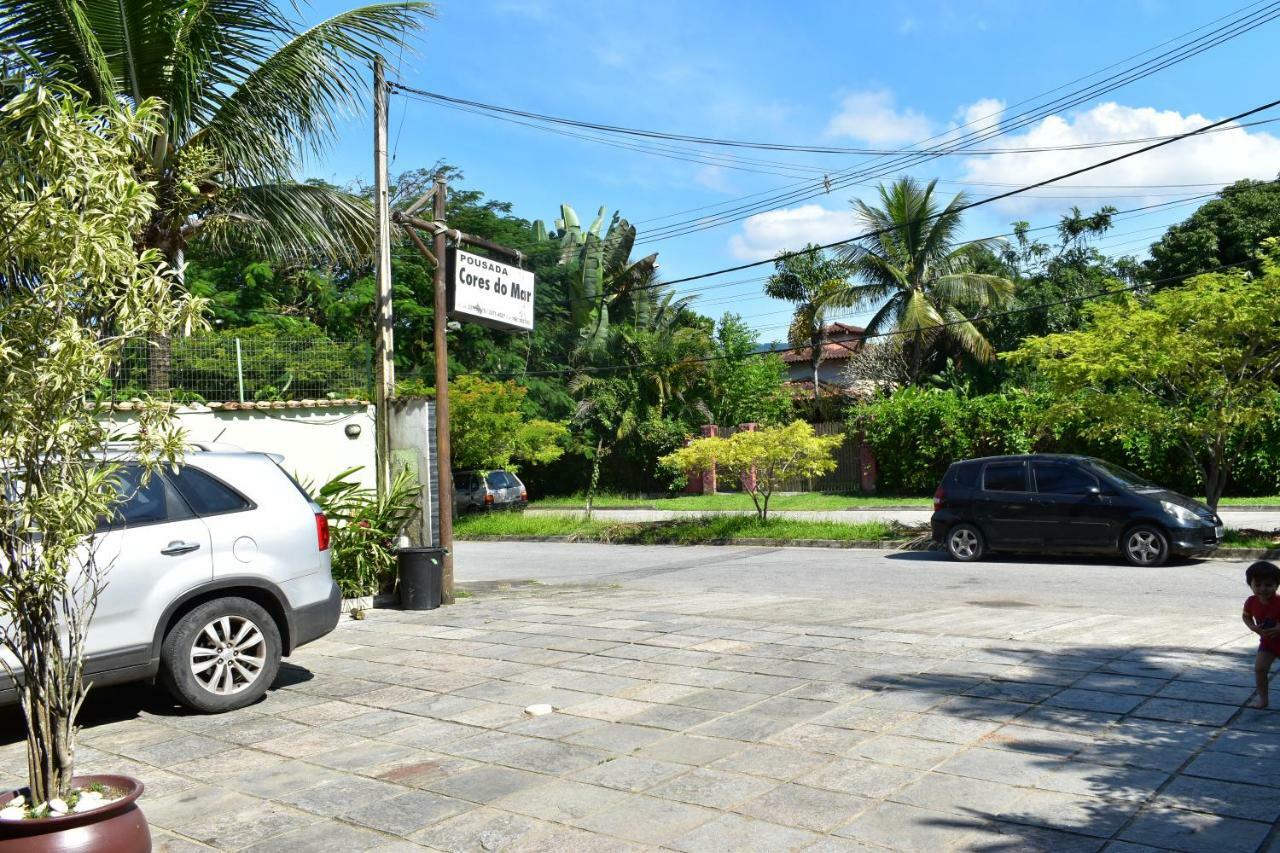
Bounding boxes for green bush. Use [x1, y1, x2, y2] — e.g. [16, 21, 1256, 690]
[309, 466, 419, 598]
[852, 387, 1280, 498]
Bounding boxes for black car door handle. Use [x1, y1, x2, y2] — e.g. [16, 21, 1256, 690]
[161, 541, 201, 556]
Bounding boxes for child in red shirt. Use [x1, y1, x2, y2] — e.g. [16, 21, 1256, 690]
[1243, 560, 1280, 709]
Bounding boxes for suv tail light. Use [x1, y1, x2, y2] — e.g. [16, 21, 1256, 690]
[315, 512, 330, 551]
[933, 485, 945, 511]
[519, 490, 528, 502]
[484, 493, 494, 506]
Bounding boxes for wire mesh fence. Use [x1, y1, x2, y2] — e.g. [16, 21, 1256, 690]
[113, 336, 373, 402]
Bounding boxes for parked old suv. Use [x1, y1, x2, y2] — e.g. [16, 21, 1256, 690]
[0, 446, 341, 712]
[931, 454, 1223, 567]
[453, 469, 528, 513]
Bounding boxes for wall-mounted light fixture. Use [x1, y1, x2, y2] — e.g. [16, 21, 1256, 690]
[344, 423, 362, 439]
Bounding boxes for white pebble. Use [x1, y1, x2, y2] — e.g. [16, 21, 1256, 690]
[8, 795, 23, 808]
[78, 790, 102, 801]
[523, 703, 553, 716]
[0, 807, 24, 820]
[48, 798, 68, 815]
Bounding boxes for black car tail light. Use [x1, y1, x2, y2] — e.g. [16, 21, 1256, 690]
[933, 485, 945, 511]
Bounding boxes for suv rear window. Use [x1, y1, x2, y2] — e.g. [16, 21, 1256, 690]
[485, 471, 509, 489]
[169, 465, 251, 515]
[983, 462, 1028, 492]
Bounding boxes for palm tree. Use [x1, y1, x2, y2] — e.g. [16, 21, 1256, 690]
[1, 0, 433, 387]
[763, 244, 854, 400]
[839, 177, 1014, 383]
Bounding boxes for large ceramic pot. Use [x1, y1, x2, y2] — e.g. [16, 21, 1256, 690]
[0, 774, 149, 853]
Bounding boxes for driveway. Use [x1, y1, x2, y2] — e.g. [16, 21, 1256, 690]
[0, 543, 1273, 851]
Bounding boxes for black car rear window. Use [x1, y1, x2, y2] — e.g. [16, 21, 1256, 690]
[950, 463, 980, 489]
[984, 462, 1028, 492]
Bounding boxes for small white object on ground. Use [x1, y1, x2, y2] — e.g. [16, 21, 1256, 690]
[8, 795, 22, 808]
[0, 807, 24, 820]
[48, 798, 68, 815]
[523, 704, 553, 716]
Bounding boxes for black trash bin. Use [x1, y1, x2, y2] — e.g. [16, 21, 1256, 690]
[397, 547, 445, 610]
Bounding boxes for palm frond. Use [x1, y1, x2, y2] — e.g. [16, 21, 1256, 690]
[930, 273, 1016, 313]
[940, 305, 996, 363]
[899, 289, 944, 333]
[194, 2, 433, 184]
[0, 0, 115, 99]
[197, 181, 373, 262]
[863, 292, 905, 339]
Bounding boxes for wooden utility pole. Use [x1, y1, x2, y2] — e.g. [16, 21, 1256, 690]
[431, 173, 455, 603]
[372, 56, 394, 498]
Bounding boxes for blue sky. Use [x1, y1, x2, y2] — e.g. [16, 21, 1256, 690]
[306, 0, 1280, 342]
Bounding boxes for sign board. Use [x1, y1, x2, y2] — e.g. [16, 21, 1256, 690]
[447, 247, 535, 331]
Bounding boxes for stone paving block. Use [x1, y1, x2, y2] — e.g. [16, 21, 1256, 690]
[888, 771, 1025, 817]
[410, 806, 547, 852]
[979, 723, 1096, 757]
[220, 759, 346, 799]
[437, 730, 536, 763]
[795, 757, 922, 799]
[812, 705, 913, 733]
[505, 823, 651, 853]
[254, 726, 367, 757]
[934, 746, 1050, 787]
[847, 734, 964, 770]
[1070, 673, 1169, 696]
[1046, 689, 1145, 715]
[1154, 680, 1254, 706]
[623, 703, 723, 731]
[887, 712, 1003, 744]
[279, 699, 369, 726]
[562, 721, 670, 752]
[765, 723, 874, 755]
[832, 800, 994, 850]
[492, 778, 631, 823]
[374, 752, 481, 787]
[570, 794, 718, 845]
[734, 782, 872, 832]
[307, 739, 428, 773]
[425, 765, 549, 803]
[1158, 774, 1280, 822]
[377, 718, 480, 749]
[749, 696, 839, 721]
[1119, 804, 1272, 853]
[1206, 728, 1280, 759]
[150, 829, 219, 852]
[1231, 707, 1280, 733]
[635, 733, 745, 765]
[673, 688, 768, 712]
[1132, 697, 1239, 726]
[974, 821, 1106, 852]
[1011, 705, 1122, 734]
[238, 818, 389, 852]
[337, 789, 470, 836]
[1031, 760, 1168, 803]
[497, 738, 609, 775]
[709, 743, 834, 781]
[648, 767, 777, 809]
[1185, 750, 1280, 787]
[569, 755, 688, 792]
[668, 813, 819, 853]
[277, 775, 407, 816]
[690, 711, 794, 742]
[720, 673, 809, 695]
[167, 746, 289, 782]
[122, 733, 233, 768]
[142, 785, 259, 831]
[998, 787, 1140, 838]
[784, 682, 877, 704]
[966, 680, 1061, 704]
[930, 695, 1030, 722]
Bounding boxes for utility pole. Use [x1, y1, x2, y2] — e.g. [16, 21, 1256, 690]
[431, 172, 455, 603]
[372, 56, 394, 498]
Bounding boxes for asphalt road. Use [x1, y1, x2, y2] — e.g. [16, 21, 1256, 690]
[454, 541, 1255, 651]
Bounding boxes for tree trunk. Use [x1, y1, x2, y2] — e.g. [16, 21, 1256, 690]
[147, 247, 183, 392]
[585, 438, 604, 521]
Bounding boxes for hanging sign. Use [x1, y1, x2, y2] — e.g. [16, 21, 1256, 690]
[447, 247, 535, 331]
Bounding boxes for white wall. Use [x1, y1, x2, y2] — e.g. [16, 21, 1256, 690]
[108, 404, 377, 492]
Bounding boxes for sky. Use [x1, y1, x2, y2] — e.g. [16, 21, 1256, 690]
[304, 0, 1280, 343]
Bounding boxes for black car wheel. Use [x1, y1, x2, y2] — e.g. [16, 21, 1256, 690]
[947, 524, 985, 562]
[1123, 524, 1169, 567]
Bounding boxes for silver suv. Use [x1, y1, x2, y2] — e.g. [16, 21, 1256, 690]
[0, 447, 340, 713]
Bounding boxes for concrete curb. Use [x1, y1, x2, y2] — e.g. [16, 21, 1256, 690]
[459, 535, 1276, 559]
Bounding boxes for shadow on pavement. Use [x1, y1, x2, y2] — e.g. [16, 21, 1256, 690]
[854, 641, 1279, 850]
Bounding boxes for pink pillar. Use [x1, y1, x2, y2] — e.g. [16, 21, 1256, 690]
[700, 424, 719, 494]
[737, 423, 758, 492]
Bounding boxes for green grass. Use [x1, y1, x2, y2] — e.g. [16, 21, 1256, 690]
[1223, 529, 1280, 549]
[455, 511, 902, 545]
[1219, 496, 1280, 506]
[531, 492, 931, 511]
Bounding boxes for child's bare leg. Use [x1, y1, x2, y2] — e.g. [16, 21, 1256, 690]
[1253, 649, 1275, 708]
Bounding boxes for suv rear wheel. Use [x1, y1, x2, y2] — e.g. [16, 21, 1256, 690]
[160, 597, 281, 712]
[946, 524, 986, 562]
[1123, 525, 1169, 567]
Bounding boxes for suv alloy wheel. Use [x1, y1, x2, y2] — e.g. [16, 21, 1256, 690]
[160, 597, 282, 712]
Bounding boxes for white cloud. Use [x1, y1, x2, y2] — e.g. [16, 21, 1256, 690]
[728, 204, 851, 261]
[955, 98, 1005, 135]
[960, 102, 1280, 213]
[693, 165, 731, 192]
[826, 90, 932, 145]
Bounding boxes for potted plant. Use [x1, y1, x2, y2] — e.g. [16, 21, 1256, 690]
[0, 72, 202, 850]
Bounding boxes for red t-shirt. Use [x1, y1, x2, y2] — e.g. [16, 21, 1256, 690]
[1245, 594, 1280, 654]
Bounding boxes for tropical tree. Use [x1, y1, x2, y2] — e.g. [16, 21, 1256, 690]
[0, 76, 202, 804]
[839, 178, 1015, 383]
[0, 0, 434, 387]
[763, 244, 854, 400]
[449, 376, 567, 471]
[1146, 177, 1280, 284]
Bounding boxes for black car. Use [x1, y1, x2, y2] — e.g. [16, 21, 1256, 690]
[930, 454, 1223, 567]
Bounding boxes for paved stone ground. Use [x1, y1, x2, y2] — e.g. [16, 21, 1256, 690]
[1, 581, 1278, 852]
